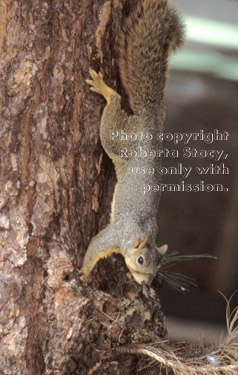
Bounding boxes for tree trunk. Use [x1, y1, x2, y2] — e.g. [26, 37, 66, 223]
[0, 1, 167, 374]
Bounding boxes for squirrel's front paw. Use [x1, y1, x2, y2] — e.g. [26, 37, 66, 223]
[78, 269, 88, 283]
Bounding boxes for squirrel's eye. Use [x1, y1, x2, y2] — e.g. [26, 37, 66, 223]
[138, 256, 144, 265]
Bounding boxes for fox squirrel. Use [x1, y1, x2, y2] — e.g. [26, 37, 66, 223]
[80, 0, 184, 285]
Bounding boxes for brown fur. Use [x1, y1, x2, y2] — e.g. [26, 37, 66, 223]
[118, 0, 184, 113]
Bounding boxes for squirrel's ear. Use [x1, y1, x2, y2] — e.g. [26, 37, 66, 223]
[133, 236, 148, 249]
[157, 244, 168, 256]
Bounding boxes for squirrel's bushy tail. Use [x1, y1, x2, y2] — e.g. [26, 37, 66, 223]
[118, 0, 184, 115]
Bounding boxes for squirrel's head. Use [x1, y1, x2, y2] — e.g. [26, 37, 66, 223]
[124, 236, 168, 285]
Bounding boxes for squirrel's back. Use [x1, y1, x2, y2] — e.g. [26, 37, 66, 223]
[118, 0, 184, 115]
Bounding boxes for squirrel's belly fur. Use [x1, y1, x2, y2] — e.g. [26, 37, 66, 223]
[110, 158, 161, 223]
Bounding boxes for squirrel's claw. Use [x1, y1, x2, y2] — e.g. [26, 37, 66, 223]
[89, 69, 103, 81]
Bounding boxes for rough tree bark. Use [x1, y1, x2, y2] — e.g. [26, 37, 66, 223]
[0, 1, 167, 374]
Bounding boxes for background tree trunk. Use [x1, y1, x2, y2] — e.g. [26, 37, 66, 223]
[0, 1, 167, 374]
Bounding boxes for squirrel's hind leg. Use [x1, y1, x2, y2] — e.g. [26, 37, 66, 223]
[86, 69, 119, 106]
[86, 69, 130, 162]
